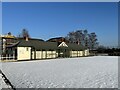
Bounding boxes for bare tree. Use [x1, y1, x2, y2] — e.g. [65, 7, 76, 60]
[18, 29, 30, 38]
[66, 31, 76, 43]
[75, 30, 83, 45]
[89, 32, 98, 50]
[83, 30, 89, 48]
[65, 30, 99, 50]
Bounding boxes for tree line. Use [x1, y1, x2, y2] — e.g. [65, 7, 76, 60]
[65, 30, 99, 50]
[96, 45, 120, 56]
[5, 29, 120, 56]
[8, 28, 99, 50]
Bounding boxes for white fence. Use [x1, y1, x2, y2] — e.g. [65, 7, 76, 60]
[0, 54, 16, 60]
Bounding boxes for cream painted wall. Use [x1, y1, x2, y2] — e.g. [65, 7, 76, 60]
[70, 50, 84, 57]
[32, 51, 36, 59]
[46, 51, 52, 58]
[33, 50, 57, 59]
[42, 51, 46, 58]
[52, 51, 57, 58]
[84, 49, 89, 56]
[80, 51, 84, 56]
[17, 47, 89, 60]
[71, 51, 78, 57]
[46, 51, 57, 58]
[56, 53, 58, 57]
[36, 51, 42, 59]
[17, 47, 31, 60]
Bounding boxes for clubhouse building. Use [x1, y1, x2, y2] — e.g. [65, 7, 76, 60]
[0, 33, 89, 60]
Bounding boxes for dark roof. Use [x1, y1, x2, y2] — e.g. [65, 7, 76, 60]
[47, 37, 69, 43]
[6, 41, 20, 48]
[17, 37, 44, 41]
[17, 39, 58, 50]
[47, 37, 64, 41]
[17, 38, 85, 51]
[67, 43, 85, 50]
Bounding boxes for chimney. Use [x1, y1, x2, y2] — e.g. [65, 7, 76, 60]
[25, 36, 28, 41]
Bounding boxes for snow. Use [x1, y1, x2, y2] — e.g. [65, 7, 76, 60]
[0, 73, 12, 89]
[0, 56, 118, 88]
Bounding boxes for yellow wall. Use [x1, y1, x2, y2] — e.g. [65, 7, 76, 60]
[42, 51, 46, 59]
[70, 50, 84, 57]
[36, 51, 42, 59]
[80, 51, 84, 56]
[70, 51, 77, 57]
[52, 51, 57, 58]
[17, 47, 31, 60]
[84, 49, 89, 56]
[46, 51, 56, 58]
[78, 51, 84, 56]
[46, 51, 52, 58]
[32, 50, 57, 59]
[17, 47, 89, 60]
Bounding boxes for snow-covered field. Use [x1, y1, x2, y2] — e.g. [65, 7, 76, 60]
[0, 73, 12, 89]
[0, 56, 118, 88]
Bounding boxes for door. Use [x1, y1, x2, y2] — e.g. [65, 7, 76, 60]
[58, 48, 70, 58]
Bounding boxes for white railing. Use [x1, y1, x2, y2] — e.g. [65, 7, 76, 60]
[0, 54, 16, 60]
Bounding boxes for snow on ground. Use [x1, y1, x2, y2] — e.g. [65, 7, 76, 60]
[0, 73, 12, 89]
[0, 56, 118, 88]
[0, 62, 11, 89]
